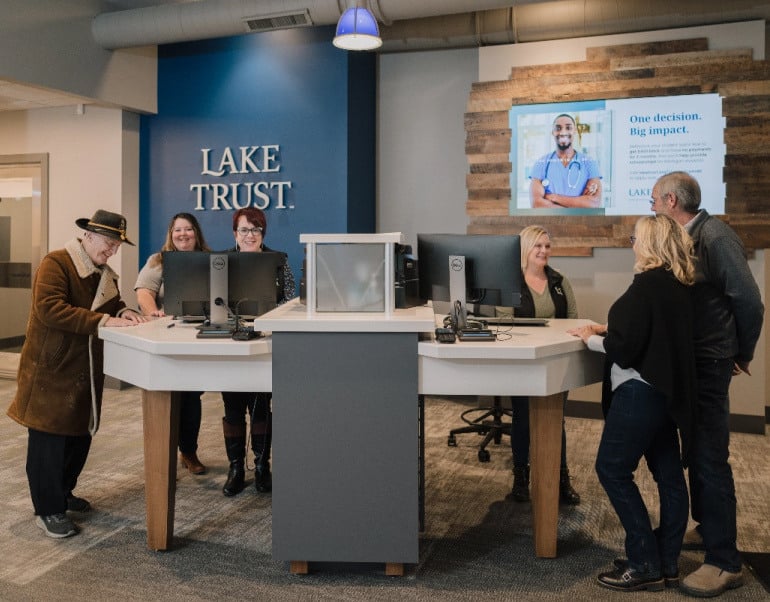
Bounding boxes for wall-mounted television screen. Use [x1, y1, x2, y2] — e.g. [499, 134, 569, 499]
[509, 93, 725, 216]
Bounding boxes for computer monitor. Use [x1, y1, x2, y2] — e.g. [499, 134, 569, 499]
[226, 251, 286, 319]
[416, 234, 522, 327]
[162, 251, 211, 319]
[162, 250, 286, 321]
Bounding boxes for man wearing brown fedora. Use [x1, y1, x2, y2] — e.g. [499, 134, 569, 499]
[7, 209, 147, 539]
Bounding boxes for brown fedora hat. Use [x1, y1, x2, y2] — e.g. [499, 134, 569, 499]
[76, 209, 135, 246]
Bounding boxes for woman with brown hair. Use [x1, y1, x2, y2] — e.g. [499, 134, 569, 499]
[135, 212, 212, 475]
[220, 207, 295, 496]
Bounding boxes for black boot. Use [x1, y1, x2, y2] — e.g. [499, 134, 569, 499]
[509, 465, 530, 502]
[251, 408, 272, 493]
[223, 460, 245, 497]
[559, 467, 581, 505]
[222, 419, 246, 497]
[254, 456, 272, 493]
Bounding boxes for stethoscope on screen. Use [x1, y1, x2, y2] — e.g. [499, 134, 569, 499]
[541, 150, 581, 190]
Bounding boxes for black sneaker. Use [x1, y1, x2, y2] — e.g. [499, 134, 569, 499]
[66, 494, 91, 513]
[36, 513, 78, 539]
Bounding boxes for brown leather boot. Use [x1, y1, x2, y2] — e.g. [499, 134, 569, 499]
[179, 451, 207, 475]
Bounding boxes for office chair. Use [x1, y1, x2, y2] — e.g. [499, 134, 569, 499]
[447, 396, 511, 462]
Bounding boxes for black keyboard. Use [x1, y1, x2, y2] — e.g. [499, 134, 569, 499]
[456, 329, 496, 342]
[195, 324, 233, 339]
[479, 317, 549, 326]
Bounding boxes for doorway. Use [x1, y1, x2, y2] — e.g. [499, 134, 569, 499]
[0, 153, 48, 355]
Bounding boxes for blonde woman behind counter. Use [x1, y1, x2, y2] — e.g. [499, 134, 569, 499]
[508, 225, 580, 506]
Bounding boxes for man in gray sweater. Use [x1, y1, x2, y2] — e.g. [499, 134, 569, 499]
[651, 171, 764, 597]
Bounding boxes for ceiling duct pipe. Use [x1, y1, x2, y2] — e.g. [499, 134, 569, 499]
[91, 0, 524, 50]
[92, 0, 770, 52]
[379, 0, 770, 52]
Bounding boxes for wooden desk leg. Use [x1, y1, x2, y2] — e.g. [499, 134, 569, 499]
[141, 390, 180, 551]
[529, 393, 563, 558]
[385, 563, 404, 576]
[290, 561, 309, 574]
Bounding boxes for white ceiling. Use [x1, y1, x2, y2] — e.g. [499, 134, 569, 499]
[0, 0, 186, 113]
[1, 1, 768, 113]
[0, 81, 92, 113]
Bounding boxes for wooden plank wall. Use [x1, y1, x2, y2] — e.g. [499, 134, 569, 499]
[465, 38, 770, 254]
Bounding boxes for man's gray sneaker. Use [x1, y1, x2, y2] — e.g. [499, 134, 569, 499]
[36, 513, 78, 538]
[681, 563, 744, 597]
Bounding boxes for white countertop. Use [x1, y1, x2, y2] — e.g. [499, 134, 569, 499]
[99, 316, 272, 356]
[418, 318, 604, 396]
[253, 298, 436, 333]
[419, 319, 596, 360]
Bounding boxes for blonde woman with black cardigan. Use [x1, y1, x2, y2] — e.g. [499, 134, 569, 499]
[570, 214, 697, 592]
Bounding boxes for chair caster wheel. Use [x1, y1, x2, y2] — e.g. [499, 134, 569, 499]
[447, 435, 457, 447]
[478, 449, 491, 462]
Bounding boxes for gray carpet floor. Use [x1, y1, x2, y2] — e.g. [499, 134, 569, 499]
[0, 378, 768, 601]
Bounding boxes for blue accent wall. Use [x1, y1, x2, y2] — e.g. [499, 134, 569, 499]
[139, 26, 376, 281]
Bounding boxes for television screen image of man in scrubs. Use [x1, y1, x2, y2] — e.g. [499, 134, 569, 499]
[529, 113, 603, 209]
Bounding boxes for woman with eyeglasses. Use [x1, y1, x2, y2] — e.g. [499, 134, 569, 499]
[569, 214, 696, 592]
[220, 207, 295, 496]
[135, 212, 212, 476]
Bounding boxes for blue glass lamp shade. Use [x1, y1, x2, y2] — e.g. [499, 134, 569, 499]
[333, 7, 382, 51]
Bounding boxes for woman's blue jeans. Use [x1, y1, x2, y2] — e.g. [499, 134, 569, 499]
[595, 379, 688, 575]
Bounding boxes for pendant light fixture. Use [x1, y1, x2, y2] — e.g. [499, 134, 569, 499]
[333, 4, 382, 51]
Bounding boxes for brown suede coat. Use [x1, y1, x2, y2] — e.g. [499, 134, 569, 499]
[7, 238, 128, 436]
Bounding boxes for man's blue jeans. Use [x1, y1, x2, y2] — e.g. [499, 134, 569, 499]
[688, 357, 742, 572]
[595, 379, 689, 575]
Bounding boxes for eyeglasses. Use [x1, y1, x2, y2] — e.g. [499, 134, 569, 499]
[650, 191, 671, 206]
[89, 232, 121, 252]
[236, 227, 262, 236]
[629, 235, 637, 244]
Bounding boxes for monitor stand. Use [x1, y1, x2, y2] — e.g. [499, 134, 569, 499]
[448, 255, 467, 331]
[196, 253, 232, 338]
[209, 253, 229, 327]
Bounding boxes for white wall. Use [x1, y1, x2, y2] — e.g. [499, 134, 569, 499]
[0, 16, 764, 418]
[377, 23, 768, 420]
[0, 106, 140, 307]
[378, 47, 477, 246]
